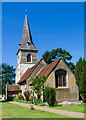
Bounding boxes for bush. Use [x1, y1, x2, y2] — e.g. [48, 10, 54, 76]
[29, 96, 42, 105]
[38, 103, 45, 106]
[13, 93, 24, 101]
[34, 99, 42, 105]
[34, 99, 38, 105]
[44, 86, 49, 104]
[18, 93, 24, 100]
[28, 100, 32, 104]
[24, 91, 31, 101]
[44, 86, 56, 106]
[13, 99, 29, 103]
[7, 96, 14, 101]
[13, 96, 18, 101]
[18, 100, 28, 103]
[29, 96, 36, 104]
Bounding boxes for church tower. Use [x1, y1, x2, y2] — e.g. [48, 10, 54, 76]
[15, 14, 38, 84]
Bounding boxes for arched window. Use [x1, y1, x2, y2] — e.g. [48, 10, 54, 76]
[27, 54, 31, 62]
[55, 69, 67, 88]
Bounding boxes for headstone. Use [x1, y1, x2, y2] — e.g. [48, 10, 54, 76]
[45, 102, 48, 106]
[30, 104, 35, 110]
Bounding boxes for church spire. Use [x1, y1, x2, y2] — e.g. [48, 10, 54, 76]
[19, 12, 38, 51]
[16, 12, 38, 83]
[20, 12, 33, 45]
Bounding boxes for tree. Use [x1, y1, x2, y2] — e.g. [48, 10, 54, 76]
[75, 58, 86, 102]
[0, 63, 16, 95]
[31, 74, 47, 100]
[42, 48, 75, 72]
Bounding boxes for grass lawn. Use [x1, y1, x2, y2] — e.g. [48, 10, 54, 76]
[1, 102, 83, 120]
[51, 104, 86, 113]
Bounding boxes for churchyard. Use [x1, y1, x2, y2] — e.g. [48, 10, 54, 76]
[1, 102, 85, 119]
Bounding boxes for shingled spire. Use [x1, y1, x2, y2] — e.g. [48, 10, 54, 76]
[16, 12, 38, 84]
[19, 14, 38, 51]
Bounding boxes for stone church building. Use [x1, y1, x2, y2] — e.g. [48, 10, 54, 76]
[7, 14, 79, 103]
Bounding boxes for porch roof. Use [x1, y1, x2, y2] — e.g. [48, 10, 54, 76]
[7, 85, 22, 92]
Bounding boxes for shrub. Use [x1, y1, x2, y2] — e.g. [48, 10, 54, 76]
[28, 100, 32, 104]
[34, 99, 38, 105]
[44, 86, 49, 104]
[34, 99, 42, 105]
[7, 96, 14, 101]
[24, 91, 31, 101]
[18, 100, 28, 103]
[44, 86, 56, 106]
[18, 93, 24, 100]
[29, 96, 42, 105]
[38, 103, 45, 106]
[29, 96, 36, 104]
[13, 93, 24, 101]
[13, 96, 17, 101]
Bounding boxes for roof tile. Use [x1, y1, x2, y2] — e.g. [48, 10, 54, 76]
[39, 58, 61, 76]
[17, 59, 43, 84]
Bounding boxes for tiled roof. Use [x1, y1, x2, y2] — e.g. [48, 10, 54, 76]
[17, 59, 43, 84]
[39, 58, 61, 77]
[7, 85, 21, 92]
[18, 58, 61, 84]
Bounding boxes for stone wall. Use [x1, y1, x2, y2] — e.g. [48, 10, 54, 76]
[21, 50, 38, 64]
[56, 87, 79, 103]
[16, 49, 38, 84]
[26, 59, 47, 91]
[45, 59, 79, 102]
[17, 50, 38, 65]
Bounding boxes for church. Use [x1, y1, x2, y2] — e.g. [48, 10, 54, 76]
[7, 14, 79, 103]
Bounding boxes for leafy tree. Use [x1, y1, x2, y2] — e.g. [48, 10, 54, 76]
[0, 63, 16, 95]
[31, 74, 47, 100]
[42, 48, 75, 72]
[75, 58, 86, 102]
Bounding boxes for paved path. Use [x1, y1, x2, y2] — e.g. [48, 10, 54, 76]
[9, 101, 86, 119]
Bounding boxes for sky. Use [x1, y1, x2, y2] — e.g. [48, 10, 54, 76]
[2, 2, 84, 68]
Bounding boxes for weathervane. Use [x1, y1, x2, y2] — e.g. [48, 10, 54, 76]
[25, 10, 27, 16]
